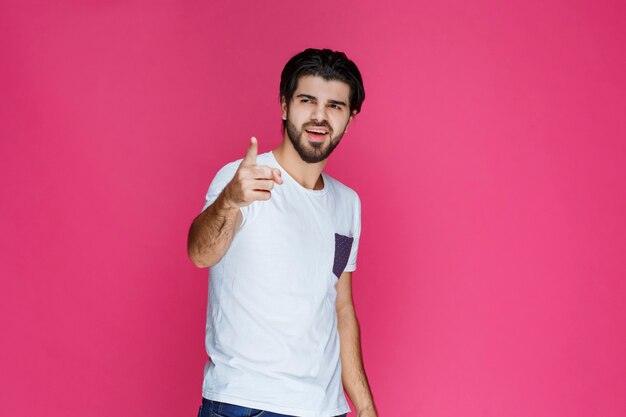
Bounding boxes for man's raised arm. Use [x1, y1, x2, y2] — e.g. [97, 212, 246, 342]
[187, 137, 282, 268]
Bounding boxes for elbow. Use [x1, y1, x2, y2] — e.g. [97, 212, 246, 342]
[187, 225, 224, 268]
[188, 245, 226, 269]
[187, 247, 214, 269]
[187, 232, 214, 268]
[190, 257, 211, 269]
[337, 303, 356, 320]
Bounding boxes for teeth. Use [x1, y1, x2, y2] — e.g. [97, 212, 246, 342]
[307, 130, 327, 134]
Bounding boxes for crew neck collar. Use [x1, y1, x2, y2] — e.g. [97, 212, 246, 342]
[269, 150, 329, 195]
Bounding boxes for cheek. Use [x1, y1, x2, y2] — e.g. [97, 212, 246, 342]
[332, 117, 350, 132]
[288, 110, 305, 125]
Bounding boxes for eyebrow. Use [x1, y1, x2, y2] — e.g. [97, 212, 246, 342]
[295, 94, 347, 107]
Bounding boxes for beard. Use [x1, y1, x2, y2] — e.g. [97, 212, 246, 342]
[285, 119, 346, 164]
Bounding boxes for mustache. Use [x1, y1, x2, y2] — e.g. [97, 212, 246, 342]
[303, 122, 332, 131]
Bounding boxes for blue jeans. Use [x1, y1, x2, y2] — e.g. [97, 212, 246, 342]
[198, 397, 348, 417]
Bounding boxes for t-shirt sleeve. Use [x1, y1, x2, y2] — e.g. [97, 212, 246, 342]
[200, 159, 248, 221]
[344, 194, 361, 272]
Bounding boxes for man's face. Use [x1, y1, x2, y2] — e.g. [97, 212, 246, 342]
[282, 75, 356, 164]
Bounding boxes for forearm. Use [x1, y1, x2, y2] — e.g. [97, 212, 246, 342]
[337, 307, 377, 416]
[187, 191, 241, 268]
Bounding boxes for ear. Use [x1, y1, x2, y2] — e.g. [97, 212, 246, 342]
[344, 110, 357, 133]
[281, 96, 288, 120]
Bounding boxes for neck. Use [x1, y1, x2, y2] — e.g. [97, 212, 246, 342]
[273, 135, 328, 190]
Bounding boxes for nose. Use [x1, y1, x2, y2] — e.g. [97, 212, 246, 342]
[310, 102, 327, 123]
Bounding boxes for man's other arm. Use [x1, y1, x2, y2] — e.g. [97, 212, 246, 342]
[187, 137, 282, 268]
[336, 271, 378, 417]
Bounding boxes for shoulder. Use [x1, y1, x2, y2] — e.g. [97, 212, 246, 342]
[324, 173, 361, 206]
[205, 159, 242, 195]
[324, 173, 362, 233]
[211, 151, 274, 182]
[215, 158, 243, 175]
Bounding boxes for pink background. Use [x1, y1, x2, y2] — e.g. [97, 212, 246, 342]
[1, 1, 625, 416]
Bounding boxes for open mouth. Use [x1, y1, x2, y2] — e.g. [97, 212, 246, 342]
[305, 128, 329, 142]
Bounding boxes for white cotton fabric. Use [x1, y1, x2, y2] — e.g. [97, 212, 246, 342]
[200, 151, 361, 417]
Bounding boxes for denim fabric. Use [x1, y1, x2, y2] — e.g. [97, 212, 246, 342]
[198, 398, 347, 417]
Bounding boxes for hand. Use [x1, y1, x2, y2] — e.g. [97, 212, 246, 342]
[223, 137, 283, 208]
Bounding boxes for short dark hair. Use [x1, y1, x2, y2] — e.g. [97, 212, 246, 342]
[279, 48, 365, 126]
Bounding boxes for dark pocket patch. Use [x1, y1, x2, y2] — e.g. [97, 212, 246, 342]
[333, 233, 354, 278]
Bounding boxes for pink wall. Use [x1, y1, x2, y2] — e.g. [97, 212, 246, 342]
[1, 1, 625, 416]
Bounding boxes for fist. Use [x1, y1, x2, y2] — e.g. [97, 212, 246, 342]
[223, 137, 283, 208]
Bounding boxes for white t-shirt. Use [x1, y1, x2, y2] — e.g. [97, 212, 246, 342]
[200, 151, 361, 417]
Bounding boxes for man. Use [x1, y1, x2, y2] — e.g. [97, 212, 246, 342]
[188, 48, 377, 417]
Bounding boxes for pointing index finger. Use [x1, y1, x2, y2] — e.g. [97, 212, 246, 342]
[242, 136, 258, 166]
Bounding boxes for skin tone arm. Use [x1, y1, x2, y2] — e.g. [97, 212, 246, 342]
[187, 137, 282, 268]
[336, 271, 378, 417]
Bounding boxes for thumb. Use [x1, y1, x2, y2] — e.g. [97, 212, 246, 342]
[242, 136, 258, 166]
[272, 168, 283, 185]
